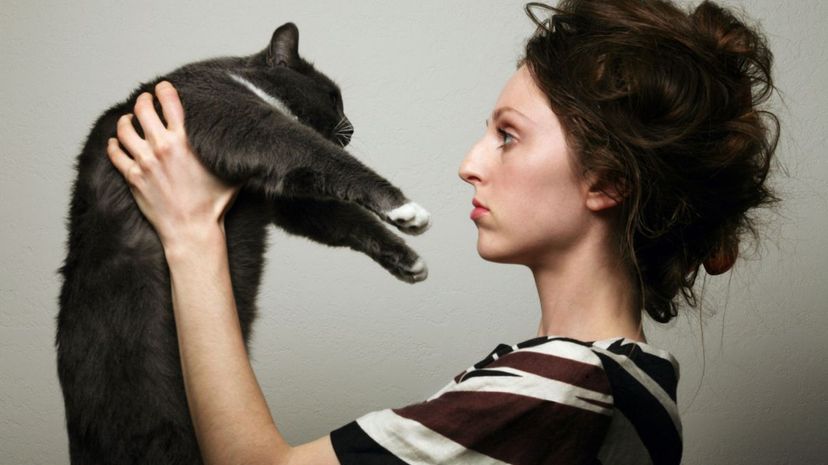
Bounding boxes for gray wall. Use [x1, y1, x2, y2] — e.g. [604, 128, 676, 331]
[2, 1, 826, 463]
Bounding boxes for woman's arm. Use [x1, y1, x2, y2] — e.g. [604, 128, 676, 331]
[107, 81, 340, 465]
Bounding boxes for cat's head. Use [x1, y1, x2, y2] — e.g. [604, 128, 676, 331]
[255, 23, 353, 147]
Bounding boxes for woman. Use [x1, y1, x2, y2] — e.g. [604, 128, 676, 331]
[106, 0, 779, 463]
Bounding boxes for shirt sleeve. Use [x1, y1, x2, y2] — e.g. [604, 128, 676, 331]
[330, 339, 614, 465]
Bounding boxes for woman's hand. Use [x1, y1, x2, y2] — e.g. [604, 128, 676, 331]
[107, 81, 241, 253]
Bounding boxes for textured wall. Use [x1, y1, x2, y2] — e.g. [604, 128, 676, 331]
[1, 0, 825, 463]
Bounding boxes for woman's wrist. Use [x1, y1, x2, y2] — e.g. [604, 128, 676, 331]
[162, 222, 228, 265]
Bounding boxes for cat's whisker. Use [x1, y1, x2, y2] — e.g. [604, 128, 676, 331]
[335, 128, 353, 146]
[334, 117, 354, 147]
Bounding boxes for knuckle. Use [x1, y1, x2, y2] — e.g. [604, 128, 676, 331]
[172, 131, 188, 146]
[138, 151, 156, 166]
[126, 166, 143, 185]
[154, 139, 172, 156]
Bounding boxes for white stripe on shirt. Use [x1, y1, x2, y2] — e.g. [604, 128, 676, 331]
[357, 409, 510, 465]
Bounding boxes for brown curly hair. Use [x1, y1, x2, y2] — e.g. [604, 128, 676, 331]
[520, 0, 781, 323]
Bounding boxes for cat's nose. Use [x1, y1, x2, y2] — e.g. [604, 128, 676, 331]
[335, 117, 354, 147]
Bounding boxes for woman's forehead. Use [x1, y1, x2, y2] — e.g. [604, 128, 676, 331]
[493, 65, 562, 133]
[495, 65, 557, 127]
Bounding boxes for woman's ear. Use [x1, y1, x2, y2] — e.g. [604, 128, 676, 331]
[583, 172, 629, 212]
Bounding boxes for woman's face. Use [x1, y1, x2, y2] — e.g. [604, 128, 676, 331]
[459, 65, 594, 267]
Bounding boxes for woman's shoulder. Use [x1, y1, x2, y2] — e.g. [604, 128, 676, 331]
[498, 336, 683, 464]
[445, 336, 615, 413]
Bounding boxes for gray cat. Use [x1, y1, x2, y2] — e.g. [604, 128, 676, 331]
[56, 22, 429, 464]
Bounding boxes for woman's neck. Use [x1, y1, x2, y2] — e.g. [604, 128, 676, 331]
[531, 238, 644, 343]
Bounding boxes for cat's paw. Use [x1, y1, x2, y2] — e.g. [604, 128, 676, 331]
[386, 202, 431, 235]
[395, 258, 428, 283]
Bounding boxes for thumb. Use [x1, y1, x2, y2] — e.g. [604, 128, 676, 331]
[218, 184, 243, 222]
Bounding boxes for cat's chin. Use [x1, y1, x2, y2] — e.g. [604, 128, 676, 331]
[386, 202, 432, 236]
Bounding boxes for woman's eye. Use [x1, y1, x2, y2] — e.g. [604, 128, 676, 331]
[497, 128, 515, 147]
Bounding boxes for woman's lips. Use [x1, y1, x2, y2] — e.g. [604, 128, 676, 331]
[471, 198, 489, 220]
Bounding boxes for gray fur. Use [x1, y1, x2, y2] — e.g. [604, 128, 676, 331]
[56, 22, 428, 465]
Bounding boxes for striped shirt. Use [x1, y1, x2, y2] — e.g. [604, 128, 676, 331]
[330, 336, 682, 465]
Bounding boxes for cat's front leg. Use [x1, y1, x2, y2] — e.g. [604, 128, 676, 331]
[270, 157, 432, 237]
[176, 90, 431, 236]
[271, 196, 427, 283]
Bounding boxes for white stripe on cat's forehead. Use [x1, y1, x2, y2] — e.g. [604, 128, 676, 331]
[227, 72, 298, 121]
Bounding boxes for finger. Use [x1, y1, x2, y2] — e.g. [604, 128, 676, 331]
[133, 92, 167, 143]
[116, 114, 151, 163]
[155, 81, 186, 132]
[106, 137, 136, 178]
[115, 114, 152, 160]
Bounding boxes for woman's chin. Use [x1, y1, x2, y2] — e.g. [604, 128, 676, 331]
[476, 243, 517, 264]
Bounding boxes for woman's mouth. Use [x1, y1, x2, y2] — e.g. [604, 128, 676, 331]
[471, 198, 489, 220]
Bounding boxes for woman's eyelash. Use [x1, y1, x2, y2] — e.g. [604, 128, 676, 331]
[497, 128, 515, 147]
[485, 119, 515, 147]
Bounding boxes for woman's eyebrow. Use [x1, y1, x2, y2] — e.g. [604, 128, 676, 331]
[492, 106, 534, 124]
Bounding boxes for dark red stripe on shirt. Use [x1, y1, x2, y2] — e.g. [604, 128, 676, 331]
[483, 351, 611, 395]
[393, 390, 611, 465]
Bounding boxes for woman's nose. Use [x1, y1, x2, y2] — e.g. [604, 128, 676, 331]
[458, 140, 485, 185]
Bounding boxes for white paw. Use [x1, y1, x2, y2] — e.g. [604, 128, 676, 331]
[386, 202, 431, 235]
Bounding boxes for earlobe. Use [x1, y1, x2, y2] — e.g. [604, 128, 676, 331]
[583, 175, 628, 212]
[585, 188, 622, 211]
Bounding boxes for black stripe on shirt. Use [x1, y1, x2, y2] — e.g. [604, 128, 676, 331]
[473, 343, 515, 369]
[605, 339, 679, 401]
[595, 352, 683, 465]
[329, 421, 409, 465]
[459, 368, 522, 383]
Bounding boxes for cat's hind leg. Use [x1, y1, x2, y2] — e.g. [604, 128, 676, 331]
[271, 196, 427, 283]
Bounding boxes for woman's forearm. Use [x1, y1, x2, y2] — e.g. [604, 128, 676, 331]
[164, 227, 291, 465]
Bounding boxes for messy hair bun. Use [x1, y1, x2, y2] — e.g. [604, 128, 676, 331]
[521, 0, 781, 323]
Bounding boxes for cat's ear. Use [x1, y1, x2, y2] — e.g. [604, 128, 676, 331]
[268, 22, 300, 68]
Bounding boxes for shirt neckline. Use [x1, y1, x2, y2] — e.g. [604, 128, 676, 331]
[509, 334, 679, 370]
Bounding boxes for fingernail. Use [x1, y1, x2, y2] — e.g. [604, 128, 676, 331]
[157, 80, 171, 89]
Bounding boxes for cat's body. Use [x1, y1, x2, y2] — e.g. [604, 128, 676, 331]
[57, 23, 429, 464]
